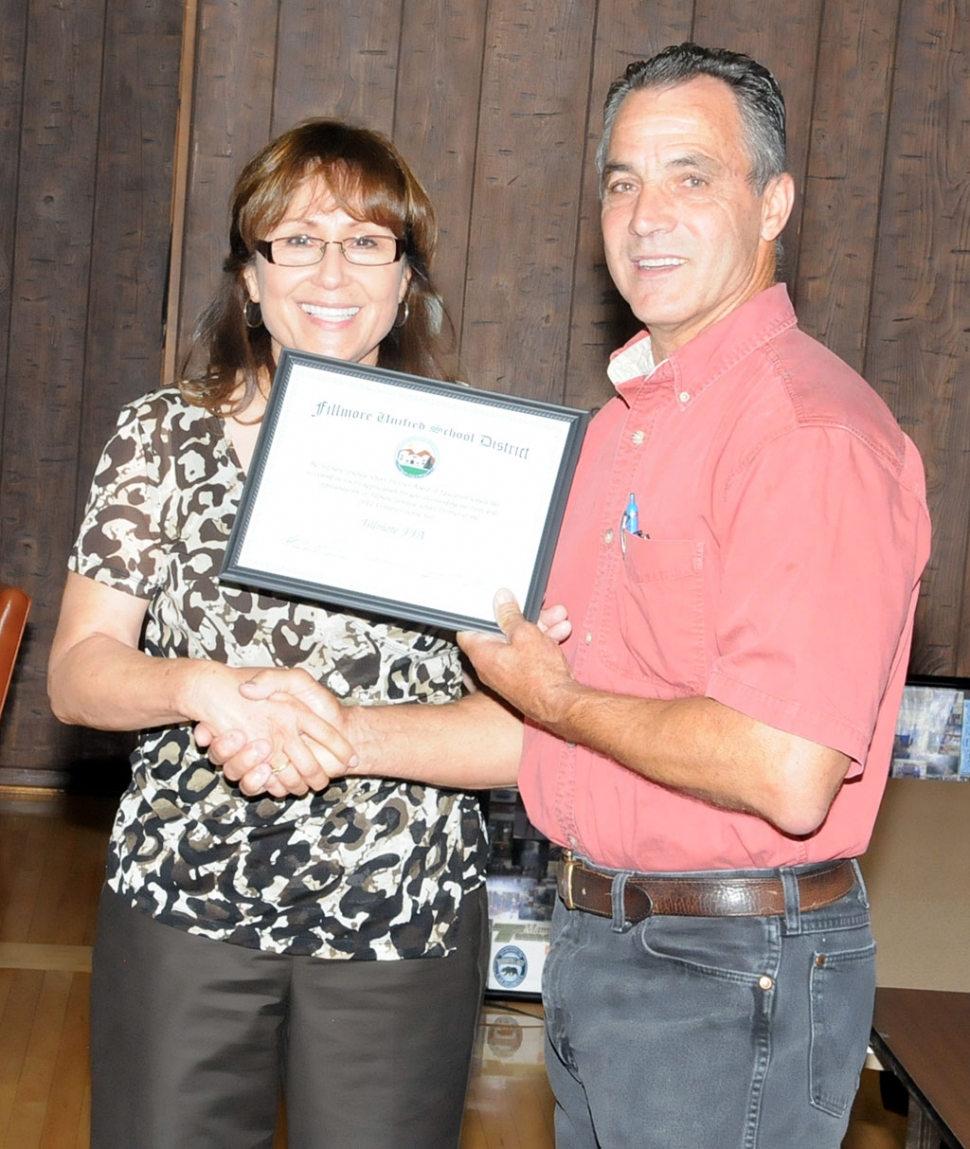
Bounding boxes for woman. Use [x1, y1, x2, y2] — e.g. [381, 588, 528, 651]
[48, 120, 490, 1149]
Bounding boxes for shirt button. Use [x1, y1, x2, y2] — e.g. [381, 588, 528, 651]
[585, 632, 592, 644]
[604, 529, 613, 545]
[568, 835, 579, 849]
[679, 390, 691, 404]
[631, 430, 645, 445]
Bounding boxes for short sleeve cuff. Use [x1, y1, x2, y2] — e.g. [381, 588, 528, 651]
[707, 667, 869, 776]
[68, 552, 154, 601]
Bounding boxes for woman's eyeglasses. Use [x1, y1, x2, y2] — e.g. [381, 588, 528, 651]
[253, 234, 406, 267]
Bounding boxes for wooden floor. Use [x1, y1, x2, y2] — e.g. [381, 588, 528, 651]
[0, 790, 910, 1148]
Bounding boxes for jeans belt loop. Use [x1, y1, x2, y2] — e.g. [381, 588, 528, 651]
[611, 871, 632, 933]
[780, 867, 801, 932]
[850, 858, 869, 909]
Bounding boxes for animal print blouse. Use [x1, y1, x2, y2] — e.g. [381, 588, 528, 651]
[69, 388, 488, 960]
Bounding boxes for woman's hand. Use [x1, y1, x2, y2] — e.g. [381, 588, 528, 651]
[195, 668, 356, 797]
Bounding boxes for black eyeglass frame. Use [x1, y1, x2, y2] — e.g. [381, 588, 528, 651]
[252, 236, 407, 266]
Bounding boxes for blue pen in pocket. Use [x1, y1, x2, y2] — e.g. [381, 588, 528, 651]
[624, 492, 639, 536]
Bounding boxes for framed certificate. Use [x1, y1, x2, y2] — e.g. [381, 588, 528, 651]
[221, 351, 588, 633]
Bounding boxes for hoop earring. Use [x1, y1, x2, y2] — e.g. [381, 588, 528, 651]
[394, 299, 410, 329]
[244, 300, 263, 329]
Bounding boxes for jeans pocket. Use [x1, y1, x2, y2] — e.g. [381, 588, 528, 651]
[808, 939, 876, 1117]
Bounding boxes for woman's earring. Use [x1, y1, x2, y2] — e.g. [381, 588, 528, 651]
[394, 299, 410, 329]
[244, 300, 263, 329]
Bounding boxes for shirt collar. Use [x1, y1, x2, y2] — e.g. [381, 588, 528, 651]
[606, 284, 797, 400]
[607, 333, 660, 387]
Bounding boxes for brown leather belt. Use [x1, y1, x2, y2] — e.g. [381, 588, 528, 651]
[558, 855, 857, 921]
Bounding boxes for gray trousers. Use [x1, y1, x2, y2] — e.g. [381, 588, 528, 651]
[90, 884, 488, 1149]
[542, 862, 875, 1149]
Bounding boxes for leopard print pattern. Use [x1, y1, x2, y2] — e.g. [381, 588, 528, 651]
[70, 388, 488, 959]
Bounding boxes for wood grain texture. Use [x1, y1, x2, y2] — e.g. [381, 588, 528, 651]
[693, 0, 826, 290]
[459, 0, 594, 399]
[0, 794, 108, 1149]
[0, 0, 29, 442]
[0, 947, 92, 974]
[394, 0, 489, 343]
[0, 795, 111, 947]
[76, 0, 184, 513]
[0, 969, 45, 1142]
[871, 988, 970, 1146]
[864, 0, 970, 674]
[0, 0, 182, 780]
[174, 0, 279, 371]
[35, 973, 90, 1149]
[69, 1, 184, 777]
[0, 0, 108, 778]
[273, 1, 402, 135]
[794, 0, 900, 371]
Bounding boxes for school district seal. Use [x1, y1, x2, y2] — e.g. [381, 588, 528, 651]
[395, 437, 438, 477]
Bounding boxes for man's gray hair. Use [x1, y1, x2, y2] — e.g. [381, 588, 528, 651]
[596, 42, 787, 194]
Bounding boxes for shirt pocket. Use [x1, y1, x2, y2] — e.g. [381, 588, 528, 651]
[600, 537, 706, 694]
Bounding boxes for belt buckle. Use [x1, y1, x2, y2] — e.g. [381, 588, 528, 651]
[561, 852, 580, 911]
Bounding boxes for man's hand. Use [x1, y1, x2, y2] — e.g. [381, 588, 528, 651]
[536, 602, 572, 644]
[457, 590, 584, 734]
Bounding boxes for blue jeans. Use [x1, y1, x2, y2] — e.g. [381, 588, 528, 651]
[542, 862, 875, 1148]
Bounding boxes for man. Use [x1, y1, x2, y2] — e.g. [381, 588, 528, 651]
[208, 43, 929, 1148]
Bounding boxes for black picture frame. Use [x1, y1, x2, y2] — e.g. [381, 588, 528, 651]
[221, 350, 588, 633]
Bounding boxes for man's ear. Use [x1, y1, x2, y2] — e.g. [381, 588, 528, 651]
[760, 172, 795, 242]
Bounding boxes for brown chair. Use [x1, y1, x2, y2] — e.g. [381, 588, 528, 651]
[0, 583, 31, 721]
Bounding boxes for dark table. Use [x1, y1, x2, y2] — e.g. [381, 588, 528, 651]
[870, 987, 970, 1148]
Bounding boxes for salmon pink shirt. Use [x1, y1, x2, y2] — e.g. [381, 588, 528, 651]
[519, 285, 930, 872]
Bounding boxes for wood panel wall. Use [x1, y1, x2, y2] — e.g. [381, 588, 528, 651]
[0, 0, 184, 786]
[1, 0, 968, 787]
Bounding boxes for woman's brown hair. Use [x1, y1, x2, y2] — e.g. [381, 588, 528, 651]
[181, 120, 458, 414]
